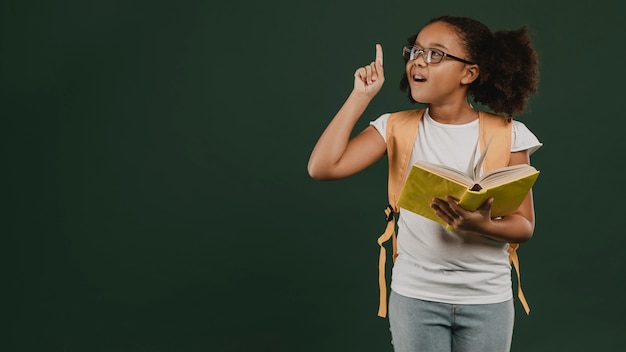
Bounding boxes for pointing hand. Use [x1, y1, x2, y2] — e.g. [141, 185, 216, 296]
[353, 44, 385, 97]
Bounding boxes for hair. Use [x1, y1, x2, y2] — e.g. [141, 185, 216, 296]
[399, 16, 539, 117]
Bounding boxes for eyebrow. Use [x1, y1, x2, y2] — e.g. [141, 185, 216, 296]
[414, 41, 450, 51]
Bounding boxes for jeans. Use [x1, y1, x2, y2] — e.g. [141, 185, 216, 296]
[388, 290, 514, 352]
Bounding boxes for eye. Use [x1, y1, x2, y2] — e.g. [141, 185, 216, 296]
[429, 49, 443, 58]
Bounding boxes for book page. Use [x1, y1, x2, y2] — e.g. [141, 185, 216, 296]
[471, 137, 490, 181]
[479, 164, 538, 189]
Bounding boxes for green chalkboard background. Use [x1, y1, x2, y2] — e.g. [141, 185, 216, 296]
[4, 0, 625, 351]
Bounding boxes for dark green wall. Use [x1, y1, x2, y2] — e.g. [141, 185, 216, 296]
[4, 0, 625, 351]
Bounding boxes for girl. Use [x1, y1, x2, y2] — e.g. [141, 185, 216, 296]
[307, 15, 541, 352]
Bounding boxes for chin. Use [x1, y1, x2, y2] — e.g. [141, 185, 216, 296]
[410, 92, 429, 104]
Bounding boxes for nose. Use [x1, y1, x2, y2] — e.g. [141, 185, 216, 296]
[413, 52, 427, 66]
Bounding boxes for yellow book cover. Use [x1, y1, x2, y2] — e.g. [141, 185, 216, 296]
[397, 141, 540, 226]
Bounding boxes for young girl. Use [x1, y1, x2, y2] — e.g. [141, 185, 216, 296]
[308, 15, 541, 352]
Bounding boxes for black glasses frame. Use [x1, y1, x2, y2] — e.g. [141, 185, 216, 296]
[402, 46, 474, 65]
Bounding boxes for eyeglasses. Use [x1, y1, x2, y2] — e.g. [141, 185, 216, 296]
[402, 45, 473, 65]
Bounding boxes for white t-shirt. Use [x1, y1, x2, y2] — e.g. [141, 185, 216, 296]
[370, 108, 542, 304]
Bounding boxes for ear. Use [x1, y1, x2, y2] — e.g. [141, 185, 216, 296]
[460, 64, 479, 85]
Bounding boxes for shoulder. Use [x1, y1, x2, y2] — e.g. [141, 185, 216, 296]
[370, 109, 425, 141]
[511, 119, 542, 154]
[511, 119, 537, 139]
[387, 108, 426, 130]
[480, 111, 543, 154]
[369, 113, 391, 142]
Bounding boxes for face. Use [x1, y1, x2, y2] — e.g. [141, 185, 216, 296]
[405, 21, 477, 106]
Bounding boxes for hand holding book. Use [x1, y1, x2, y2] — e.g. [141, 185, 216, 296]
[430, 195, 496, 230]
[396, 138, 540, 227]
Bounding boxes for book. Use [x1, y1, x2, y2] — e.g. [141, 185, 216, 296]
[396, 139, 540, 226]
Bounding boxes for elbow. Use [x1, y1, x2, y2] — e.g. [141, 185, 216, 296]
[517, 231, 534, 244]
[307, 166, 322, 180]
[307, 160, 323, 180]
[515, 222, 535, 243]
[307, 159, 337, 181]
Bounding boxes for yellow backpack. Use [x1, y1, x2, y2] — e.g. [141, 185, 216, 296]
[376, 108, 530, 317]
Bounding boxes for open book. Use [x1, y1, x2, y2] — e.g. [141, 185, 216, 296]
[396, 139, 540, 226]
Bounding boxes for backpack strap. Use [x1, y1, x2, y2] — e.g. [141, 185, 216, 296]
[377, 109, 530, 317]
[377, 109, 423, 317]
[508, 243, 530, 314]
[479, 110, 511, 170]
[386, 109, 426, 210]
[479, 112, 531, 314]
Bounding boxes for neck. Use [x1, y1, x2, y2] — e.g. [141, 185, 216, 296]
[428, 104, 478, 125]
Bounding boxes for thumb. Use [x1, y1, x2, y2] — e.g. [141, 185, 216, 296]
[479, 197, 494, 212]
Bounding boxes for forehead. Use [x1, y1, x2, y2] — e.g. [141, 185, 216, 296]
[415, 21, 463, 52]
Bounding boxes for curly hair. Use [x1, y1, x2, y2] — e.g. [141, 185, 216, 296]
[400, 16, 539, 117]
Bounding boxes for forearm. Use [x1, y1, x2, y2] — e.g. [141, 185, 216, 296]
[481, 213, 534, 243]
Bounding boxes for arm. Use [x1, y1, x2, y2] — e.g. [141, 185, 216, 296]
[431, 150, 536, 243]
[307, 44, 388, 181]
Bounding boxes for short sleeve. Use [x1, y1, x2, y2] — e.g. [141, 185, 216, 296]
[511, 120, 542, 155]
[369, 113, 391, 142]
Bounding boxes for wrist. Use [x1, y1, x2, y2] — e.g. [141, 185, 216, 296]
[348, 90, 376, 104]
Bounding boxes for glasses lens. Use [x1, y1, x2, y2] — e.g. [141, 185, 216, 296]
[427, 49, 444, 63]
[403, 46, 423, 61]
[402, 46, 412, 59]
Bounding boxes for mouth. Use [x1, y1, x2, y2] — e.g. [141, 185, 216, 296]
[412, 73, 426, 83]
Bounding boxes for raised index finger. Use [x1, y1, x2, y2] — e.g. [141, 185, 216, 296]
[375, 44, 383, 66]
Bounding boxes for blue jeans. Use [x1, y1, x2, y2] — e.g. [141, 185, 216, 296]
[388, 290, 514, 352]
